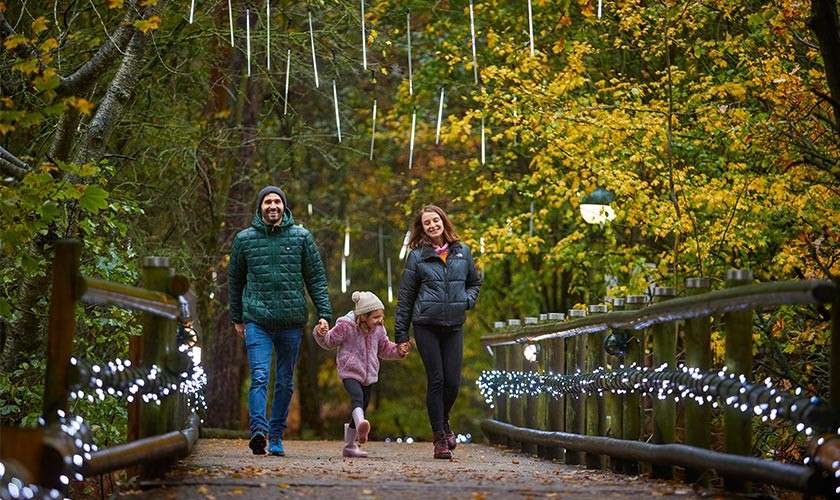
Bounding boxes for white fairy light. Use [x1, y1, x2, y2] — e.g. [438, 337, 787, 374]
[469, 0, 479, 84]
[527, 0, 534, 56]
[479, 236, 485, 253]
[266, 0, 271, 70]
[227, 0, 234, 46]
[283, 49, 291, 115]
[308, 11, 319, 88]
[408, 110, 416, 169]
[369, 99, 377, 160]
[246, 9, 252, 77]
[360, 0, 367, 70]
[189, 0, 196, 24]
[435, 87, 445, 144]
[332, 80, 342, 142]
[406, 11, 413, 96]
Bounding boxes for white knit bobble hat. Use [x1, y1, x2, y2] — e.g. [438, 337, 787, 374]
[352, 291, 384, 316]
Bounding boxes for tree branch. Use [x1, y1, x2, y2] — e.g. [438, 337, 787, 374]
[0, 145, 30, 180]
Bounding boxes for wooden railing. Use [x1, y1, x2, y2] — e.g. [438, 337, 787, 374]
[479, 273, 840, 495]
[0, 240, 204, 498]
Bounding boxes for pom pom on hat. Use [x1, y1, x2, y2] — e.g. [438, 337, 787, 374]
[352, 291, 384, 316]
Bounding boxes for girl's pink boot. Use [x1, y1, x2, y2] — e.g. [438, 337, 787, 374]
[342, 423, 368, 458]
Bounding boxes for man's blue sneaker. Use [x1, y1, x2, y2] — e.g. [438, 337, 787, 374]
[249, 431, 267, 455]
[268, 436, 285, 456]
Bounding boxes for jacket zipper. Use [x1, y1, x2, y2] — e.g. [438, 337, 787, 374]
[441, 253, 449, 324]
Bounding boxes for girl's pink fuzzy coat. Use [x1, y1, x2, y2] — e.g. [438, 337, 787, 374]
[313, 311, 403, 385]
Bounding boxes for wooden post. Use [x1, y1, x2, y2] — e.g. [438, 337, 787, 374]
[684, 277, 712, 484]
[606, 298, 625, 473]
[651, 286, 676, 479]
[566, 309, 586, 465]
[523, 340, 542, 455]
[496, 343, 510, 446]
[138, 257, 179, 476]
[43, 240, 82, 424]
[621, 295, 646, 475]
[508, 340, 525, 449]
[491, 345, 506, 445]
[585, 304, 607, 469]
[724, 269, 754, 491]
[546, 333, 565, 461]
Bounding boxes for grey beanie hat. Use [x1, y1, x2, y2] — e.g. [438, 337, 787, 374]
[256, 185, 288, 211]
[352, 291, 385, 316]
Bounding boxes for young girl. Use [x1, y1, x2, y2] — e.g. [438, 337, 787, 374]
[314, 291, 407, 458]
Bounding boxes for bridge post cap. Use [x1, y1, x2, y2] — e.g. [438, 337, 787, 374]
[524, 316, 539, 325]
[548, 312, 564, 321]
[538, 313, 548, 322]
[588, 304, 608, 314]
[507, 319, 522, 327]
[625, 295, 648, 304]
[568, 309, 587, 318]
[143, 256, 171, 268]
[493, 321, 506, 329]
[726, 269, 753, 281]
[685, 277, 711, 289]
[612, 297, 626, 307]
[653, 286, 677, 297]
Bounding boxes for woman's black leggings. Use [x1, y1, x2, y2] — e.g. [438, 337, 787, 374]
[342, 378, 371, 429]
[413, 323, 464, 433]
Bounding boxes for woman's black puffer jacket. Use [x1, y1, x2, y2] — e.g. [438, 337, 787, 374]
[394, 241, 481, 343]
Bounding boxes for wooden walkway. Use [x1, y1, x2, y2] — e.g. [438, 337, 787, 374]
[117, 439, 705, 499]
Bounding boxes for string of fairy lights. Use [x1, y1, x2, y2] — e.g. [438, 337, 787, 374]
[0, 323, 206, 500]
[478, 362, 840, 492]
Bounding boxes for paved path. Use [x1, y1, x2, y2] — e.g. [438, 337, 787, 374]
[118, 439, 705, 499]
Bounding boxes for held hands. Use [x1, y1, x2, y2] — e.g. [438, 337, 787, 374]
[315, 318, 329, 337]
[397, 341, 411, 357]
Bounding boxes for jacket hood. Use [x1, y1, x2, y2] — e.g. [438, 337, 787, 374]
[251, 206, 295, 233]
[337, 311, 356, 325]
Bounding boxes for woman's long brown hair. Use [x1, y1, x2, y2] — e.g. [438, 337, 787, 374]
[408, 205, 460, 249]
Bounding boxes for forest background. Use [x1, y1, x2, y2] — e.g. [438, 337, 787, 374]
[1, 0, 839, 465]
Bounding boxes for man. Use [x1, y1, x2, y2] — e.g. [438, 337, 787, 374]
[229, 186, 332, 456]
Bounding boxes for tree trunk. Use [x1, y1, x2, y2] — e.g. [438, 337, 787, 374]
[811, 0, 840, 135]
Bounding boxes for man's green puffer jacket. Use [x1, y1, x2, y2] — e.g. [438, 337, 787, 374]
[229, 208, 332, 330]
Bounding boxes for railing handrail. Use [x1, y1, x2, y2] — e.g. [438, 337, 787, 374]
[482, 279, 837, 347]
[78, 275, 184, 320]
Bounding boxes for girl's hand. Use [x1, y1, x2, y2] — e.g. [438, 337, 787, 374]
[315, 323, 328, 336]
[397, 342, 411, 357]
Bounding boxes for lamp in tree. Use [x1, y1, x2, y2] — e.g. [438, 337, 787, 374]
[579, 188, 616, 225]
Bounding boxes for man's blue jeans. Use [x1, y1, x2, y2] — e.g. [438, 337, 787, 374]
[244, 322, 302, 438]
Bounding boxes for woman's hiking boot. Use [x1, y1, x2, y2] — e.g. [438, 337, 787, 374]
[433, 431, 452, 459]
[443, 421, 457, 451]
[249, 431, 266, 455]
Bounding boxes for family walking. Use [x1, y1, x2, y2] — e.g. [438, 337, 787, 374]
[228, 185, 481, 459]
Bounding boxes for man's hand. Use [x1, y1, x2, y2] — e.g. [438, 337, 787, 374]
[398, 341, 411, 357]
[234, 323, 245, 339]
[316, 318, 329, 336]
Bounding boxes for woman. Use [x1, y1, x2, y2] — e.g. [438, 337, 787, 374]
[394, 205, 481, 459]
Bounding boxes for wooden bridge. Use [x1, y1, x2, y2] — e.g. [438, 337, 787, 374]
[1, 240, 839, 498]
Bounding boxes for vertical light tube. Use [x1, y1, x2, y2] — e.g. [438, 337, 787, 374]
[189, 0, 195, 24]
[527, 0, 535, 56]
[344, 224, 351, 257]
[399, 230, 411, 260]
[332, 80, 342, 142]
[308, 11, 320, 88]
[341, 256, 348, 293]
[369, 99, 377, 160]
[387, 257, 393, 303]
[408, 111, 416, 169]
[435, 87, 445, 144]
[227, 0, 234, 47]
[283, 49, 291, 115]
[597, 0, 603, 19]
[480, 115, 486, 165]
[246, 9, 251, 77]
[361, 0, 367, 70]
[529, 201, 535, 236]
[469, 0, 478, 85]
[407, 11, 413, 96]
[307, 203, 313, 216]
[266, 0, 271, 70]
